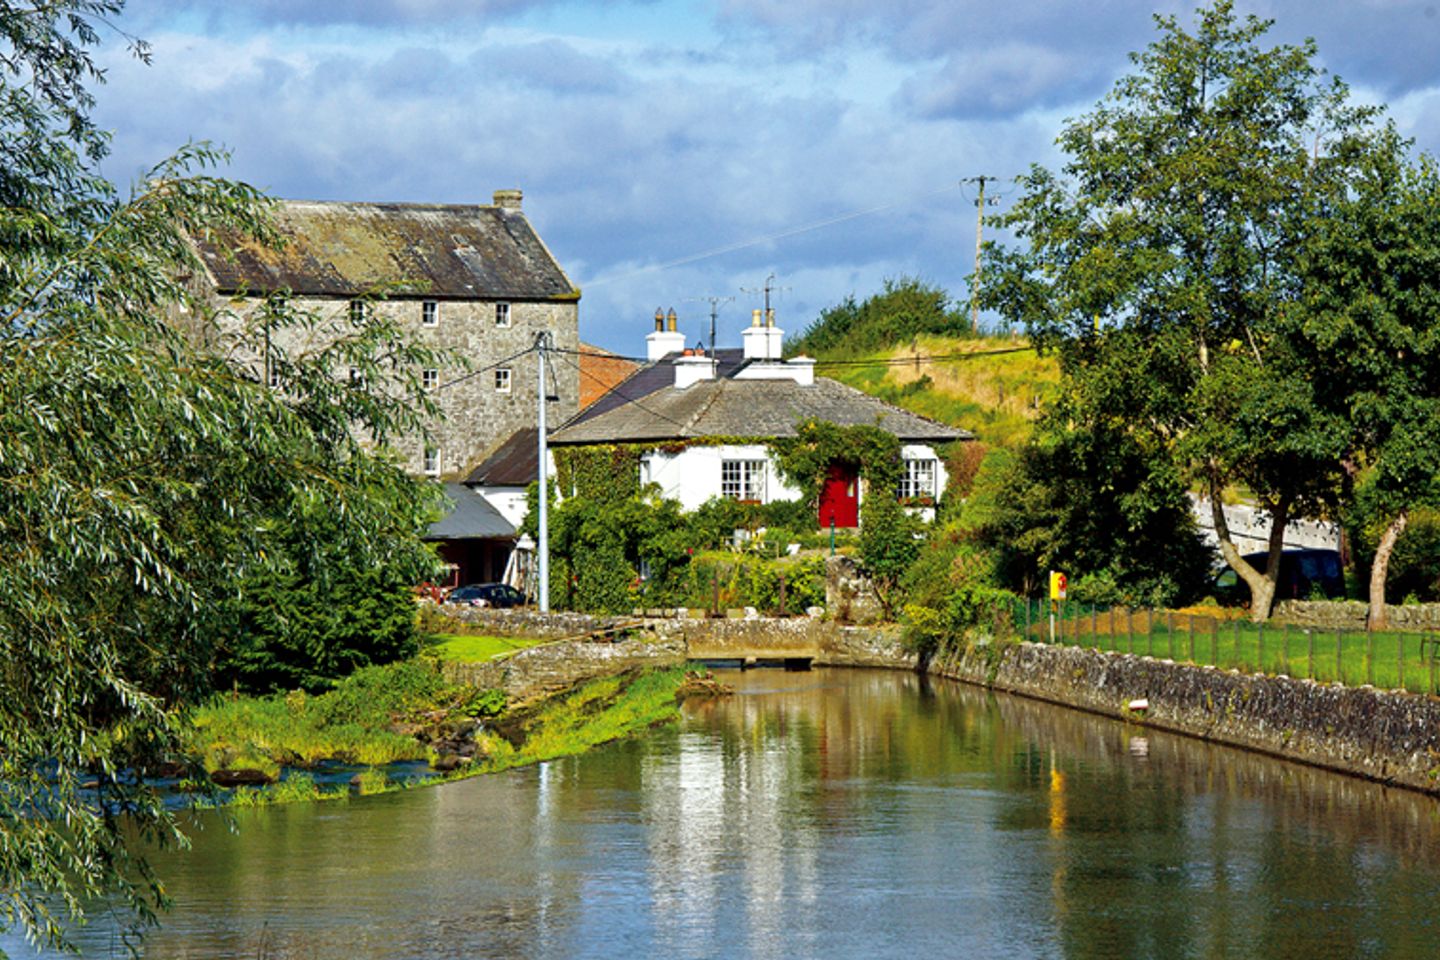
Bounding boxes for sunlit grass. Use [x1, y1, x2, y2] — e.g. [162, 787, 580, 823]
[1022, 603, 1440, 693]
[818, 335, 1059, 447]
[424, 633, 550, 663]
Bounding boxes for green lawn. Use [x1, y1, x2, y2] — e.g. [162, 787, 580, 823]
[1018, 603, 1440, 694]
[424, 633, 550, 663]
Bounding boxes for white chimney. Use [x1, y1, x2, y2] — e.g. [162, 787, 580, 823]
[492, 189, 523, 210]
[674, 351, 717, 388]
[741, 308, 784, 361]
[646, 307, 686, 361]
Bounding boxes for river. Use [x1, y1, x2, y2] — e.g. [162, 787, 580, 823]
[20, 668, 1440, 958]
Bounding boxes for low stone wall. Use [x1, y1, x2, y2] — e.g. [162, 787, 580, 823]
[441, 630, 686, 708]
[433, 605, 632, 639]
[1275, 599, 1440, 631]
[928, 640, 1440, 795]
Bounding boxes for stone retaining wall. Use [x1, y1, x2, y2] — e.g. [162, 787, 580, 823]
[1274, 599, 1440, 631]
[927, 639, 1440, 795]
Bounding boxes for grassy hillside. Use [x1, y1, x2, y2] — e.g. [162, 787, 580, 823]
[815, 334, 1059, 447]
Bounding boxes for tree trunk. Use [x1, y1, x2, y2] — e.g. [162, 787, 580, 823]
[1368, 509, 1408, 631]
[1207, 469, 1287, 623]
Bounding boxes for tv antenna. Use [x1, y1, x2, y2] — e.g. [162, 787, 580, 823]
[685, 295, 734, 352]
[740, 273, 791, 318]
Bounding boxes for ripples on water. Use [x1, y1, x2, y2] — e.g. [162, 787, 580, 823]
[17, 669, 1440, 958]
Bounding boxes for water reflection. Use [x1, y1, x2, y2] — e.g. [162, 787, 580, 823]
[14, 669, 1440, 958]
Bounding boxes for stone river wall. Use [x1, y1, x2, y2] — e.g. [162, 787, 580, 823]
[437, 606, 1440, 795]
[926, 639, 1440, 796]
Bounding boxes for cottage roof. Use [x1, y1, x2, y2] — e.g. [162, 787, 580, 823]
[193, 200, 575, 300]
[548, 374, 967, 446]
[426, 483, 516, 540]
[464, 428, 538, 487]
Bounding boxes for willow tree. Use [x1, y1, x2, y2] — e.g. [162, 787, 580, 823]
[2, 2, 442, 949]
[982, 1, 1402, 620]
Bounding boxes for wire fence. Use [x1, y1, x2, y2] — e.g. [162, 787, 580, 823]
[1014, 598, 1440, 696]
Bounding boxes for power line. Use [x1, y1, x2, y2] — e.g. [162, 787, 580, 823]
[546, 348, 693, 432]
[434, 344, 536, 392]
[581, 183, 963, 289]
[549, 342, 1036, 367]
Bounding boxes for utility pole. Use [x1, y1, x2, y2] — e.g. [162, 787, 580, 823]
[535, 331, 551, 613]
[964, 175, 1000, 334]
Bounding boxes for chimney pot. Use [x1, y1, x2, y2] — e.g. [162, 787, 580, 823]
[765, 308, 775, 328]
[493, 189, 523, 210]
[655, 307, 664, 332]
[667, 308, 677, 333]
[751, 308, 762, 327]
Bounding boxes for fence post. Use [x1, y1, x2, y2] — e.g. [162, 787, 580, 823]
[1367, 631, 1375, 686]
[1167, 611, 1175, 659]
[1336, 630, 1343, 685]
[1258, 622, 1265, 675]
[1188, 615, 1195, 663]
[778, 572, 787, 617]
[1210, 617, 1218, 667]
[1307, 628, 1315, 681]
[1091, 605, 1098, 650]
[1398, 633, 1405, 692]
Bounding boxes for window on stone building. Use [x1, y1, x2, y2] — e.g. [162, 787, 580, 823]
[495, 367, 512, 393]
[899, 458, 937, 501]
[423, 447, 440, 476]
[267, 363, 281, 389]
[721, 459, 766, 502]
[495, 302, 511, 328]
[349, 300, 366, 324]
[422, 368, 438, 391]
[348, 367, 365, 388]
[422, 300, 438, 326]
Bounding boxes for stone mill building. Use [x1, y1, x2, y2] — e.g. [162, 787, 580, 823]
[182, 189, 581, 480]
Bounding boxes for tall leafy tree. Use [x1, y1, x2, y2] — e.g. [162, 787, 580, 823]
[1295, 150, 1440, 627]
[982, 1, 1401, 620]
[1, 1, 442, 948]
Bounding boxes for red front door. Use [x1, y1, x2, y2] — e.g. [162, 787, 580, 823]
[817, 463, 859, 528]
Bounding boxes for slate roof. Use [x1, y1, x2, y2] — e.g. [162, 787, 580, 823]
[549, 374, 968, 446]
[426, 483, 516, 540]
[464, 428, 537, 487]
[569, 348, 748, 424]
[193, 200, 575, 300]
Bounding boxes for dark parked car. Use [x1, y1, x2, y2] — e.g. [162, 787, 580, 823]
[445, 583, 528, 608]
[1213, 548, 1345, 605]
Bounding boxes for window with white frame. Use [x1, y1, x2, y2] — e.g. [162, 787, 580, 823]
[721, 459, 766, 502]
[422, 300, 438, 326]
[423, 447, 440, 476]
[495, 302, 511, 328]
[495, 367, 512, 393]
[899, 458, 937, 501]
[349, 300, 365, 324]
[422, 368, 438, 391]
[348, 366, 365, 388]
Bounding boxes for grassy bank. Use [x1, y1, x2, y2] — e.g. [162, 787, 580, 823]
[1023, 603, 1440, 694]
[423, 633, 550, 662]
[187, 661, 687, 806]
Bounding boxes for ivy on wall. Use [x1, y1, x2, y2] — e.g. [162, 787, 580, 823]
[770, 419, 905, 507]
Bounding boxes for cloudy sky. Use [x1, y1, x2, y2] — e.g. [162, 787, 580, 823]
[91, 1, 1440, 353]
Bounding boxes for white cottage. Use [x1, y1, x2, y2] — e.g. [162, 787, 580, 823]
[548, 310, 969, 524]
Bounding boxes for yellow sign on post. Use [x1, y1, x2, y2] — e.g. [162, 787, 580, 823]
[1049, 571, 1068, 601]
